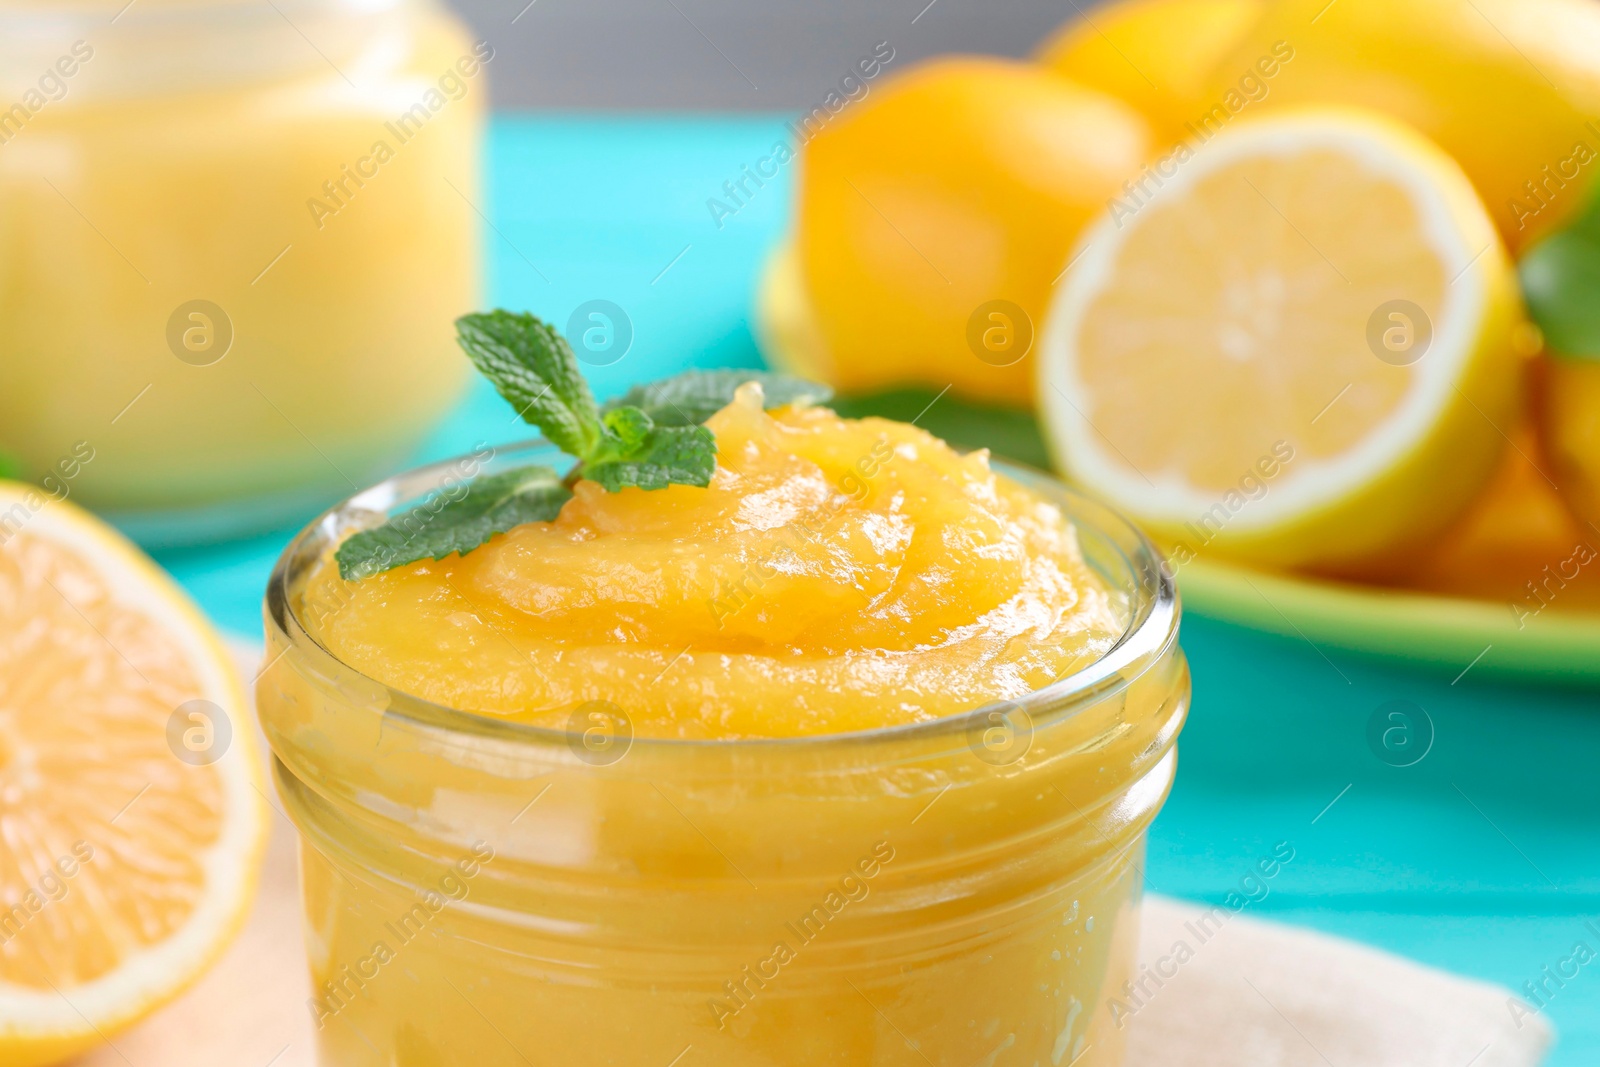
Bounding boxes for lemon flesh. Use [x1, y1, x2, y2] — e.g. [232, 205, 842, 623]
[1039, 109, 1525, 577]
[0, 484, 266, 1066]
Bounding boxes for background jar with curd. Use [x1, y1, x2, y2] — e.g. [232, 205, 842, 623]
[257, 443, 1191, 1067]
[0, 0, 483, 544]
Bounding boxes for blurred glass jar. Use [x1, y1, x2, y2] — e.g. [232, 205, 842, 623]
[0, 0, 485, 545]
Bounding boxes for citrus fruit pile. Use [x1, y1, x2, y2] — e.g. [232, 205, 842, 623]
[765, 0, 1600, 598]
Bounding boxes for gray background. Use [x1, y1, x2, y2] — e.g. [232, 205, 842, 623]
[442, 0, 1095, 109]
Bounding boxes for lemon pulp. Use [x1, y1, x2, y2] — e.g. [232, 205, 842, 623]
[1039, 109, 1523, 574]
[0, 486, 265, 1067]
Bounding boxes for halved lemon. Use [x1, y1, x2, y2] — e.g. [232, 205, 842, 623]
[1038, 108, 1527, 576]
[0, 482, 266, 1066]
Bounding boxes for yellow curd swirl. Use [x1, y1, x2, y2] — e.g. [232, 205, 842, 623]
[304, 383, 1124, 738]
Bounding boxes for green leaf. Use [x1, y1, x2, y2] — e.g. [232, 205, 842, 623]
[599, 405, 654, 453]
[1560, 179, 1600, 244]
[585, 424, 717, 492]
[579, 402, 718, 492]
[602, 369, 832, 427]
[455, 311, 603, 455]
[1520, 229, 1600, 359]
[0, 447, 20, 481]
[344, 315, 776, 579]
[335, 464, 571, 580]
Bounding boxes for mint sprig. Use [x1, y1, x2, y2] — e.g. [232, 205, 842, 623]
[336, 465, 569, 579]
[335, 311, 828, 579]
[456, 311, 605, 457]
[585, 417, 716, 491]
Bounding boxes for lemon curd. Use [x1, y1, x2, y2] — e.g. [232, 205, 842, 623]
[260, 395, 1189, 1066]
[0, 0, 483, 542]
[305, 387, 1128, 737]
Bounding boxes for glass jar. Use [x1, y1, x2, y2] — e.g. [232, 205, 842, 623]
[257, 441, 1189, 1067]
[0, 0, 484, 545]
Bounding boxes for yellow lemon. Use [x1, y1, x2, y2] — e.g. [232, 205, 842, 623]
[755, 240, 829, 388]
[1542, 354, 1600, 533]
[1207, 0, 1600, 251]
[0, 483, 266, 1066]
[791, 57, 1151, 406]
[1036, 0, 1266, 140]
[1410, 417, 1596, 605]
[1038, 109, 1526, 576]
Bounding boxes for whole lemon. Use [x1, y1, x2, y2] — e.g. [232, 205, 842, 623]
[1542, 355, 1600, 531]
[1205, 0, 1600, 251]
[1036, 0, 1265, 141]
[1412, 411, 1590, 604]
[793, 58, 1150, 406]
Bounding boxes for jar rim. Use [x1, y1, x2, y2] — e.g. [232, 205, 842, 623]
[265, 436, 1180, 754]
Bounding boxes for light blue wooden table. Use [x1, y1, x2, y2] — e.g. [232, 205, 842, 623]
[156, 114, 1600, 1064]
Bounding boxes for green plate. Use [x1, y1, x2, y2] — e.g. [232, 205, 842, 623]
[1178, 557, 1600, 686]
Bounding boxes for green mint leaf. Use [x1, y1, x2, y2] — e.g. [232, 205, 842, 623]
[601, 369, 832, 427]
[580, 404, 716, 491]
[1520, 229, 1600, 360]
[1561, 178, 1600, 244]
[599, 405, 654, 453]
[336, 464, 571, 580]
[584, 424, 716, 492]
[456, 311, 603, 455]
[344, 314, 785, 580]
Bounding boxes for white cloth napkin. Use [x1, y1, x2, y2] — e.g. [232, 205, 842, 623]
[72, 643, 1550, 1066]
[1130, 897, 1552, 1067]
